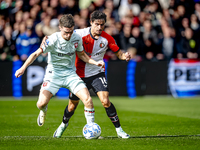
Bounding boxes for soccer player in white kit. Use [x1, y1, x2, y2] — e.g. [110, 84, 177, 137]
[15, 14, 105, 127]
[52, 11, 131, 138]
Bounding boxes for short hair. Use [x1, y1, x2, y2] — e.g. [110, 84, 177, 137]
[90, 11, 107, 23]
[59, 14, 75, 28]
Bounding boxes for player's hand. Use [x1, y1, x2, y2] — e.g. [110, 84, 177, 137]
[15, 68, 25, 78]
[40, 36, 48, 48]
[125, 52, 131, 62]
[96, 60, 105, 69]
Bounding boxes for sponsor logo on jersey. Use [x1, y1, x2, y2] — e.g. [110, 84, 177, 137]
[94, 51, 104, 56]
[58, 52, 75, 57]
[99, 42, 105, 48]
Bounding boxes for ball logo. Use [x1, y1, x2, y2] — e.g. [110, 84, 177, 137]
[43, 82, 48, 87]
[74, 43, 78, 48]
[99, 42, 105, 48]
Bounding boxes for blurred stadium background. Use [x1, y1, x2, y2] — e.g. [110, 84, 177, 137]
[0, 0, 200, 98]
[0, 1, 200, 149]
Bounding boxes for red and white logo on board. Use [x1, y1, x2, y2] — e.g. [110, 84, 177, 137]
[74, 43, 78, 48]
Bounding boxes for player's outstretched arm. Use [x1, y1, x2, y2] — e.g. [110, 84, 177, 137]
[15, 48, 43, 78]
[115, 50, 131, 62]
[76, 51, 105, 68]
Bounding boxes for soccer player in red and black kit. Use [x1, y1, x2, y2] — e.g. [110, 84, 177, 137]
[53, 11, 131, 138]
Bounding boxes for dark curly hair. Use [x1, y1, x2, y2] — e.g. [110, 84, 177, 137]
[90, 10, 107, 23]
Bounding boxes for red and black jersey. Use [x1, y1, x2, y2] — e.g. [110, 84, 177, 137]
[74, 27, 119, 78]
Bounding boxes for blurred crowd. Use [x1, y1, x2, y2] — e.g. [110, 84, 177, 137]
[0, 0, 200, 62]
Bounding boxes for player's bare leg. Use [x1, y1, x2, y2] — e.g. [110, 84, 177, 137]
[37, 90, 53, 126]
[75, 88, 94, 123]
[97, 91, 130, 138]
[53, 88, 94, 138]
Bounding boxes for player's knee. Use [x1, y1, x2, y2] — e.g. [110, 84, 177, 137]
[37, 101, 47, 109]
[84, 96, 93, 108]
[68, 103, 77, 112]
[101, 98, 111, 108]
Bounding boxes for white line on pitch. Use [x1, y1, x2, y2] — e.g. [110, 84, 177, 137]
[1, 135, 200, 138]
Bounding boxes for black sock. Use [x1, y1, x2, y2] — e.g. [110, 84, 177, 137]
[63, 105, 74, 124]
[105, 103, 120, 128]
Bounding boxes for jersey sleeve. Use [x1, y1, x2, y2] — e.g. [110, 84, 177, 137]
[41, 34, 56, 53]
[106, 33, 120, 53]
[76, 35, 84, 52]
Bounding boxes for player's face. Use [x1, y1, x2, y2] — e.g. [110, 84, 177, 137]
[90, 19, 105, 36]
[59, 26, 74, 41]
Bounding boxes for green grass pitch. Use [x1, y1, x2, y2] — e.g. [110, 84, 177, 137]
[0, 96, 200, 150]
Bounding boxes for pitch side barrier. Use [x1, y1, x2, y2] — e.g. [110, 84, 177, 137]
[0, 59, 199, 98]
[107, 60, 168, 97]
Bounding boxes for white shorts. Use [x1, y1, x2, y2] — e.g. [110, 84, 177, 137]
[40, 69, 86, 96]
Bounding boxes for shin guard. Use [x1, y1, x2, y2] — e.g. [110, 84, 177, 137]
[105, 103, 120, 128]
[63, 105, 74, 124]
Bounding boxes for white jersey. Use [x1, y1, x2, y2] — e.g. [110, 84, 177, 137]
[42, 32, 83, 76]
[74, 27, 119, 78]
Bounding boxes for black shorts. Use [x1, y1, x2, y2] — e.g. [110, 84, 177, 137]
[69, 72, 109, 100]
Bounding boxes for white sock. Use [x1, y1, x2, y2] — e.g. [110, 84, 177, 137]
[38, 105, 48, 112]
[60, 122, 68, 127]
[84, 107, 95, 124]
[116, 126, 122, 132]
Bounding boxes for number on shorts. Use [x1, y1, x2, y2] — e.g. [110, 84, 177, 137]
[99, 77, 107, 87]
